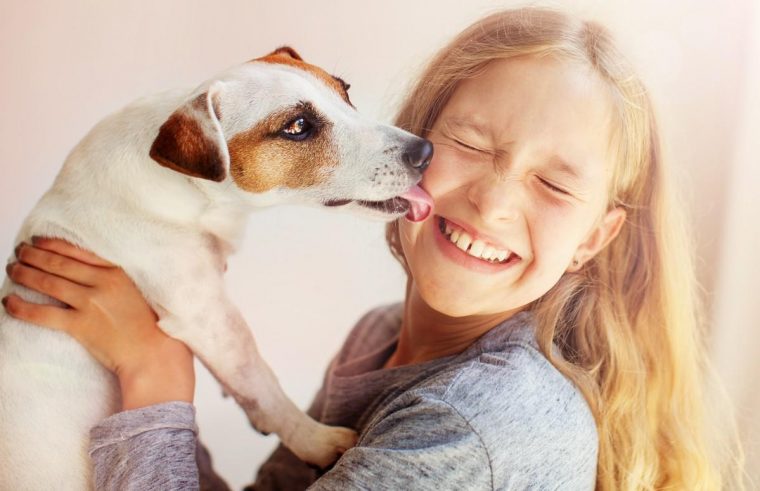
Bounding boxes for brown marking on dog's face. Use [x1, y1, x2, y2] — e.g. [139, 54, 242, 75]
[150, 93, 226, 182]
[252, 47, 353, 107]
[227, 102, 338, 193]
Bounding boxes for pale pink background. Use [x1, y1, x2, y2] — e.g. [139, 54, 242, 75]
[1, 1, 758, 488]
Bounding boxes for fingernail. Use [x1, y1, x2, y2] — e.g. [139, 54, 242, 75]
[14, 242, 24, 257]
[5, 262, 13, 276]
[1, 297, 7, 308]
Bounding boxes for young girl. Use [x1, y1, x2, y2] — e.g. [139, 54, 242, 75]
[2, 7, 737, 490]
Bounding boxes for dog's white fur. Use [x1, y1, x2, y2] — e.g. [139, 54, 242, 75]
[0, 52, 427, 488]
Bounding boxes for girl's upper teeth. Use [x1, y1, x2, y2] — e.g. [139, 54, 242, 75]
[443, 219, 512, 263]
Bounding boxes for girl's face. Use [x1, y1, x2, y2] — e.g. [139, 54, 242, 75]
[399, 56, 626, 317]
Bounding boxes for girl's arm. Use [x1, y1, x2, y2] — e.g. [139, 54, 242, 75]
[3, 238, 202, 489]
[3, 237, 195, 409]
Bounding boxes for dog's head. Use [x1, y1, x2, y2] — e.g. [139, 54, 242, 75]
[149, 47, 432, 221]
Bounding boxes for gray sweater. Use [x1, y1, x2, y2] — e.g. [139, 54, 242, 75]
[88, 304, 598, 490]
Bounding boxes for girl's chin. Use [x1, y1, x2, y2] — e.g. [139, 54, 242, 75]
[412, 277, 495, 317]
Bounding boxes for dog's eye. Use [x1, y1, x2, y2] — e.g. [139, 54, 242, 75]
[280, 117, 313, 141]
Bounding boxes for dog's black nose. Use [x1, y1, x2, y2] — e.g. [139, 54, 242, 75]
[402, 139, 433, 172]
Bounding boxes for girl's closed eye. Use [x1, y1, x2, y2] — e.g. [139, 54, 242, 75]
[453, 138, 487, 153]
[450, 138, 502, 166]
[537, 176, 572, 196]
[432, 127, 491, 155]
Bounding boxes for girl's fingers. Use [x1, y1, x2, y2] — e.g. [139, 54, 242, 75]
[30, 237, 115, 268]
[2, 294, 75, 333]
[6, 261, 88, 308]
[15, 243, 101, 287]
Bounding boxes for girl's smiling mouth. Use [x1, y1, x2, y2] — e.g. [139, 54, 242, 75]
[433, 215, 522, 273]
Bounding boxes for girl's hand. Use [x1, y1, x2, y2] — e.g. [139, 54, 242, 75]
[2, 237, 194, 410]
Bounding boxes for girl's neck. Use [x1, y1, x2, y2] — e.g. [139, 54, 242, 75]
[384, 281, 520, 368]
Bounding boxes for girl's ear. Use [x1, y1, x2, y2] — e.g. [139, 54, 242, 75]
[568, 207, 627, 271]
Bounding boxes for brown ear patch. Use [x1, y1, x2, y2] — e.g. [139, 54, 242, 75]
[150, 93, 226, 182]
[251, 48, 353, 107]
[227, 106, 338, 193]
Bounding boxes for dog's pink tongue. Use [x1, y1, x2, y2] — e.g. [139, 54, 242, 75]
[402, 185, 433, 222]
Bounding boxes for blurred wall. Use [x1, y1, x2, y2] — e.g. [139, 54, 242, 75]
[710, 0, 760, 483]
[1, 1, 757, 488]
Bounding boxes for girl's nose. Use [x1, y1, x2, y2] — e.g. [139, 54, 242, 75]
[467, 175, 522, 223]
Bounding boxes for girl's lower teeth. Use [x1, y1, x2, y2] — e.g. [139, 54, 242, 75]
[439, 217, 510, 264]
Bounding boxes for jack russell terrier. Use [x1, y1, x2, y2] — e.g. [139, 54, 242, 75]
[0, 46, 433, 489]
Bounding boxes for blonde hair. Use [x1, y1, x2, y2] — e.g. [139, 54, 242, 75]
[386, 7, 744, 490]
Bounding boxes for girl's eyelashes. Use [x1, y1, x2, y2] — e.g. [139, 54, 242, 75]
[454, 139, 479, 151]
[453, 138, 490, 154]
[431, 129, 490, 154]
[538, 177, 571, 196]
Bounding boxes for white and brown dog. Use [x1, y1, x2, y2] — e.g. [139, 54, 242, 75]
[0, 47, 433, 488]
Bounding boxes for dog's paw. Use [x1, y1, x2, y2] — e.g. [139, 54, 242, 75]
[291, 423, 358, 469]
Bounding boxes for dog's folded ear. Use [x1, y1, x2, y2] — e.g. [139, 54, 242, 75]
[150, 83, 228, 182]
[268, 46, 303, 61]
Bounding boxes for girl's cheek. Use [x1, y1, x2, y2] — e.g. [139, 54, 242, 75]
[423, 150, 480, 197]
[399, 219, 423, 257]
[529, 218, 579, 274]
[421, 155, 449, 189]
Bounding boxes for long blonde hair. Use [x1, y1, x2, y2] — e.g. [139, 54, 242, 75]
[386, 7, 743, 490]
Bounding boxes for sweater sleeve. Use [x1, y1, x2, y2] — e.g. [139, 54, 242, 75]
[88, 401, 200, 491]
[309, 349, 598, 491]
[85, 395, 485, 491]
[308, 393, 492, 490]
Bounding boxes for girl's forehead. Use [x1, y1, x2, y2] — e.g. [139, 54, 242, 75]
[435, 57, 614, 184]
[447, 56, 612, 126]
[440, 56, 616, 162]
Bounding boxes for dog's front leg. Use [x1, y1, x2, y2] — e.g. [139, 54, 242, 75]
[157, 302, 357, 469]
